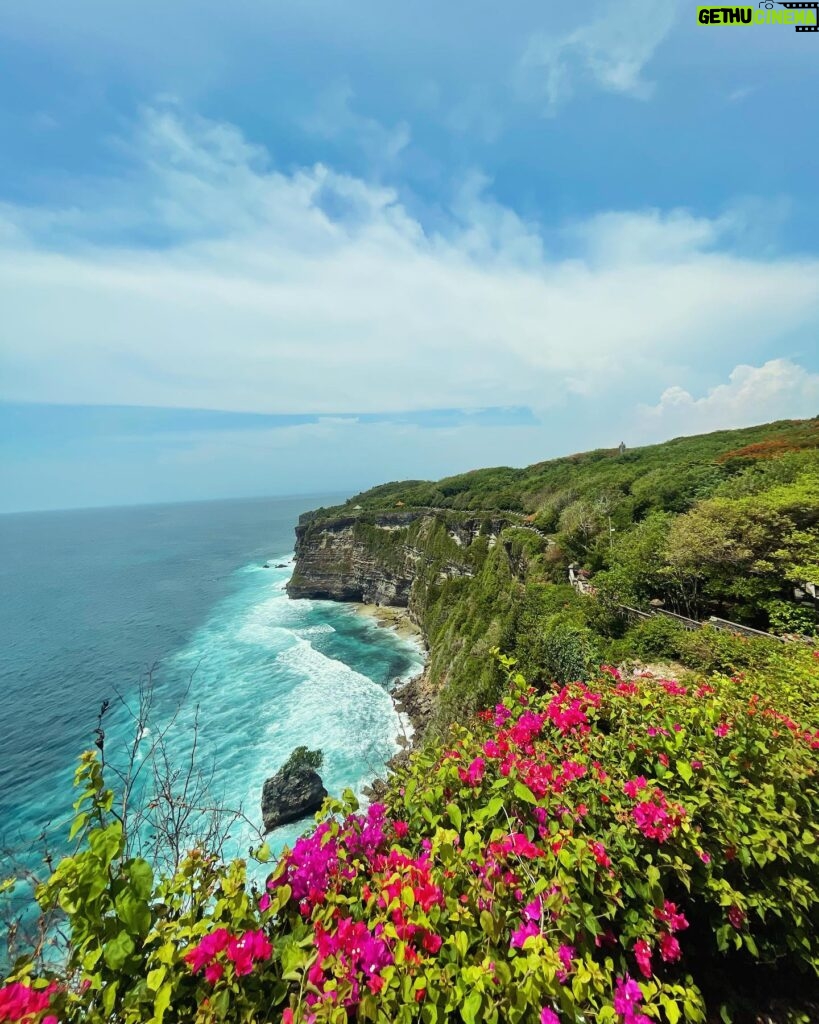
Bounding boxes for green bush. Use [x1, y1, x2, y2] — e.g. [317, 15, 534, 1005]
[5, 649, 819, 1023]
[540, 615, 599, 684]
[281, 745, 324, 774]
[623, 616, 686, 662]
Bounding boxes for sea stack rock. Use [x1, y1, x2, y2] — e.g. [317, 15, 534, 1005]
[261, 758, 327, 832]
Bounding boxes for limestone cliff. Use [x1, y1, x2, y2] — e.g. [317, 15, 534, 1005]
[286, 508, 508, 613]
[286, 505, 550, 738]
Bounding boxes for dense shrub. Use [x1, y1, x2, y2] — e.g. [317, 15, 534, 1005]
[281, 746, 324, 774]
[539, 616, 599, 684]
[4, 648, 818, 1023]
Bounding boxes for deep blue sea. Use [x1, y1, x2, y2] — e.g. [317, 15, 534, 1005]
[0, 496, 424, 870]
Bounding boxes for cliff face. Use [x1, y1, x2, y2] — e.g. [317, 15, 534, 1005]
[286, 506, 548, 737]
[286, 513, 417, 606]
[285, 509, 507, 611]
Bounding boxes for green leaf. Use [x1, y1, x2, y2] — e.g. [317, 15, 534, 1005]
[480, 909, 497, 939]
[69, 812, 89, 841]
[661, 995, 681, 1024]
[103, 930, 135, 970]
[153, 981, 172, 1023]
[128, 858, 154, 900]
[146, 967, 166, 993]
[461, 990, 482, 1024]
[115, 888, 151, 937]
[513, 781, 537, 805]
[446, 803, 463, 832]
[676, 759, 693, 784]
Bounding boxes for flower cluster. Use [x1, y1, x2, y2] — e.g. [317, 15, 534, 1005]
[184, 928, 272, 984]
[613, 975, 651, 1024]
[630, 788, 685, 843]
[308, 917, 393, 1006]
[0, 981, 59, 1024]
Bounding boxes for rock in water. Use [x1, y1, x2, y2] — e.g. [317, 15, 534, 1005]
[261, 764, 328, 832]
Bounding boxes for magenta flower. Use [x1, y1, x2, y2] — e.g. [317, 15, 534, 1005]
[184, 928, 230, 973]
[0, 981, 59, 1021]
[728, 905, 746, 929]
[557, 944, 575, 982]
[541, 1008, 560, 1024]
[523, 896, 543, 921]
[623, 776, 647, 799]
[613, 974, 651, 1024]
[658, 930, 681, 963]
[654, 900, 689, 933]
[458, 756, 486, 787]
[510, 920, 539, 948]
[633, 938, 652, 978]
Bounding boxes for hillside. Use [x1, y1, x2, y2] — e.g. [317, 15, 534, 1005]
[5, 418, 819, 1024]
[289, 417, 819, 733]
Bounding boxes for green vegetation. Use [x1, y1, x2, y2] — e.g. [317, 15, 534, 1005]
[4, 650, 818, 1022]
[280, 746, 324, 774]
[316, 418, 819, 732]
[3, 417, 819, 1023]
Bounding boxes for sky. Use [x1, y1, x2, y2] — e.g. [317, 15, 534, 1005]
[1, 0, 818, 512]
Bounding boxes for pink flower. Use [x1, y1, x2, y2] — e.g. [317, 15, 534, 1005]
[0, 981, 59, 1022]
[590, 841, 611, 867]
[654, 901, 689, 933]
[491, 832, 542, 860]
[699, 850, 711, 864]
[282, 1010, 294, 1024]
[613, 975, 651, 1024]
[658, 931, 681, 963]
[714, 722, 731, 738]
[510, 920, 539, 948]
[523, 896, 543, 921]
[632, 790, 684, 842]
[459, 756, 485, 787]
[184, 928, 230, 973]
[727, 905, 746, 929]
[623, 776, 648, 799]
[556, 944, 575, 982]
[204, 962, 224, 984]
[259, 893, 271, 912]
[541, 1009, 560, 1024]
[633, 939, 652, 978]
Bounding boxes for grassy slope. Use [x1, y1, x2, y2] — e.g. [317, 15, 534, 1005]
[308, 418, 819, 734]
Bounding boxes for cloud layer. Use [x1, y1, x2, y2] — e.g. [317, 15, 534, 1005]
[639, 359, 819, 439]
[2, 104, 818, 423]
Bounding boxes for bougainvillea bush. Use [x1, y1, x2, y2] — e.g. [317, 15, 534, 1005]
[3, 648, 819, 1024]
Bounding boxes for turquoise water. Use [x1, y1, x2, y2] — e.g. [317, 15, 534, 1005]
[0, 496, 424, 871]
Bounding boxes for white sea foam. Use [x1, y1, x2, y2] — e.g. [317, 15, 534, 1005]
[111, 561, 425, 859]
[295, 623, 336, 636]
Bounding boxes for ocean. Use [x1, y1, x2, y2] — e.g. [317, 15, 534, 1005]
[0, 495, 424, 873]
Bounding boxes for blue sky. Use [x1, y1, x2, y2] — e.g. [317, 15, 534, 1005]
[1, 0, 818, 512]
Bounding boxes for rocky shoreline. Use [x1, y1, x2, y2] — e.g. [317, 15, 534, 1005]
[353, 602, 424, 644]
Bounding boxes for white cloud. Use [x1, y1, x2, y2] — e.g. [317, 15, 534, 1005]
[519, 0, 680, 112]
[638, 359, 819, 439]
[302, 81, 410, 168]
[1, 104, 818, 419]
